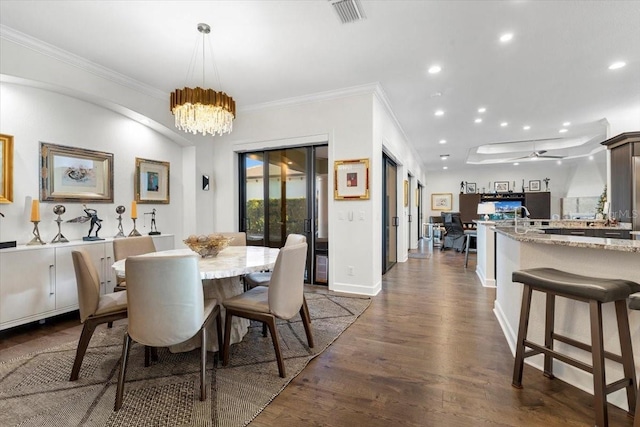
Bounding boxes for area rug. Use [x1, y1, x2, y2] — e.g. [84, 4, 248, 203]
[0, 290, 370, 427]
[407, 252, 432, 259]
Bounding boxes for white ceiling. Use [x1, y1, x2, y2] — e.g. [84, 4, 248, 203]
[1, 1, 639, 172]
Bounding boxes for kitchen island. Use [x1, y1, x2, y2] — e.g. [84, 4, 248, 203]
[493, 227, 640, 411]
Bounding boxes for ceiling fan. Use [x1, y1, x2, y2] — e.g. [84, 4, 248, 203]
[512, 150, 565, 160]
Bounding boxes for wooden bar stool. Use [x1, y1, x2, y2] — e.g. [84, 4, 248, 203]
[511, 268, 640, 427]
[629, 292, 640, 427]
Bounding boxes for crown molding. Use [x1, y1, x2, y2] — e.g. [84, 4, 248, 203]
[239, 82, 380, 113]
[0, 24, 166, 100]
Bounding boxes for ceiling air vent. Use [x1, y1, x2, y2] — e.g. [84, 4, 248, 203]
[329, 0, 366, 24]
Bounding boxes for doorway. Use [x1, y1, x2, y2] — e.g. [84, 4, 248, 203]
[382, 154, 398, 273]
[239, 145, 328, 284]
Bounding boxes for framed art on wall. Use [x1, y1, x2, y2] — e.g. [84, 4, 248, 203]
[431, 193, 452, 211]
[135, 157, 170, 204]
[529, 180, 541, 192]
[0, 134, 13, 203]
[494, 181, 509, 192]
[403, 180, 409, 206]
[466, 182, 476, 194]
[40, 142, 114, 203]
[334, 158, 369, 200]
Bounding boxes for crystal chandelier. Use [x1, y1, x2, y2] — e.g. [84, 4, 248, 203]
[170, 23, 236, 136]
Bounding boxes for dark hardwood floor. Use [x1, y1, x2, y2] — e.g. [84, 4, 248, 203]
[0, 240, 634, 426]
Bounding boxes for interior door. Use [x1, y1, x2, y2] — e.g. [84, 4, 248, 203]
[383, 154, 398, 273]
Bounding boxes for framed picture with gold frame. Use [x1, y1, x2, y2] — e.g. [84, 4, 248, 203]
[403, 180, 409, 206]
[40, 142, 114, 203]
[0, 134, 14, 203]
[135, 157, 170, 204]
[334, 158, 369, 200]
[431, 193, 453, 211]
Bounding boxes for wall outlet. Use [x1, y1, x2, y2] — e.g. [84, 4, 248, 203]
[348, 265, 354, 275]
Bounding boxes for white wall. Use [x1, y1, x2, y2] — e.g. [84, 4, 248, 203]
[0, 83, 184, 245]
[205, 85, 422, 295]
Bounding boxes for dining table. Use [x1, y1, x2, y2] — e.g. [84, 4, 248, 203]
[112, 245, 280, 352]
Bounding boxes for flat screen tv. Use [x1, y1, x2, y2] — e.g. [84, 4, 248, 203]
[492, 200, 522, 219]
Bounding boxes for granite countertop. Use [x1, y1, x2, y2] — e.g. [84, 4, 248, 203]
[495, 227, 640, 253]
[486, 219, 631, 230]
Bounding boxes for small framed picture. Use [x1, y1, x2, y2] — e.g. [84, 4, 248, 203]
[334, 158, 370, 200]
[494, 181, 509, 192]
[466, 182, 477, 194]
[529, 180, 541, 192]
[431, 193, 452, 211]
[135, 157, 170, 204]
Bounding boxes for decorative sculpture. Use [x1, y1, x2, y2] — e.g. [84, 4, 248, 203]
[543, 177, 550, 192]
[51, 205, 69, 243]
[144, 208, 161, 235]
[114, 205, 126, 238]
[67, 205, 105, 241]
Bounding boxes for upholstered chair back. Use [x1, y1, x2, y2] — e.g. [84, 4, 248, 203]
[268, 242, 308, 319]
[113, 236, 156, 261]
[284, 233, 306, 246]
[125, 254, 204, 347]
[71, 250, 102, 323]
[218, 232, 247, 246]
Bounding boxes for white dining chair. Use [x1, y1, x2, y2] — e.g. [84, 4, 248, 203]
[222, 242, 313, 378]
[114, 253, 222, 411]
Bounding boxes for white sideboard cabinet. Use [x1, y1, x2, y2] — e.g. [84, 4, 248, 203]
[0, 234, 174, 331]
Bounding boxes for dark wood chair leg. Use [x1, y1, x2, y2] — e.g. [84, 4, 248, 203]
[589, 300, 608, 427]
[262, 322, 268, 337]
[114, 333, 132, 411]
[512, 284, 533, 388]
[543, 293, 556, 379]
[615, 300, 637, 415]
[151, 347, 158, 361]
[107, 322, 113, 329]
[215, 307, 223, 366]
[302, 296, 311, 324]
[300, 306, 314, 348]
[222, 310, 233, 367]
[200, 324, 207, 401]
[265, 316, 285, 378]
[70, 320, 97, 381]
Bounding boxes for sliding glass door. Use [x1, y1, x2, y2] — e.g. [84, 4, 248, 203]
[239, 145, 328, 284]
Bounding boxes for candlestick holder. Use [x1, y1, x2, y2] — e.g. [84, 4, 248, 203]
[27, 221, 46, 245]
[128, 218, 142, 237]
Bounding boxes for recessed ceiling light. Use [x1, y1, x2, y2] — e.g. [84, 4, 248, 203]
[523, 125, 531, 130]
[478, 107, 486, 113]
[562, 122, 571, 126]
[474, 118, 482, 123]
[559, 128, 568, 133]
[589, 155, 594, 160]
[428, 65, 442, 74]
[499, 33, 514, 43]
[609, 61, 626, 70]
[513, 162, 519, 166]
[500, 122, 508, 127]
[440, 154, 449, 160]
[435, 110, 445, 116]
[557, 160, 562, 165]
[439, 139, 447, 144]
[443, 166, 448, 170]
